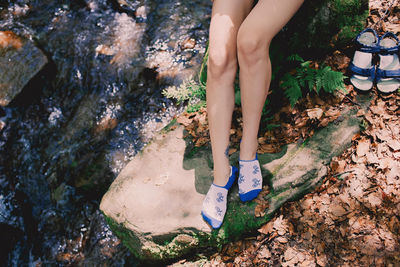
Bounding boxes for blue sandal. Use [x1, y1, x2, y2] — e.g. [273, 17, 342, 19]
[349, 28, 380, 91]
[376, 32, 400, 93]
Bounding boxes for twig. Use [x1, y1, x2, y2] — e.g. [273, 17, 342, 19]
[332, 170, 354, 177]
[254, 236, 269, 251]
[338, 91, 361, 106]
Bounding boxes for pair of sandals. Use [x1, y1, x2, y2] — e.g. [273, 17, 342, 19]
[349, 28, 400, 93]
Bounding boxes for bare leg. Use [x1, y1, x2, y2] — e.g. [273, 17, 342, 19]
[207, 0, 253, 186]
[237, 0, 303, 160]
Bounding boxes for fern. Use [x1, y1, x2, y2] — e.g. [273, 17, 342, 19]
[162, 76, 207, 111]
[287, 54, 304, 63]
[281, 55, 347, 106]
[282, 73, 302, 106]
[186, 101, 206, 113]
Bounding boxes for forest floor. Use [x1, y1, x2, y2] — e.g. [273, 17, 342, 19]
[171, 0, 400, 266]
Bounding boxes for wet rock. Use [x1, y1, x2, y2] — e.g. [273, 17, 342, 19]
[100, 95, 372, 262]
[0, 0, 210, 265]
[181, 38, 196, 50]
[0, 31, 48, 106]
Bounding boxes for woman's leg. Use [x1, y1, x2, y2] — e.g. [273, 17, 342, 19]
[207, 0, 253, 186]
[237, 0, 303, 160]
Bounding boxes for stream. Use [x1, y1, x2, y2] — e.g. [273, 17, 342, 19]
[0, 0, 210, 265]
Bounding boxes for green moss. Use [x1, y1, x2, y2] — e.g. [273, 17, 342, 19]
[219, 201, 268, 243]
[103, 214, 143, 259]
[160, 118, 177, 134]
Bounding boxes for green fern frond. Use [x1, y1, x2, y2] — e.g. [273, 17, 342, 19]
[281, 55, 346, 105]
[282, 73, 302, 106]
[287, 54, 304, 62]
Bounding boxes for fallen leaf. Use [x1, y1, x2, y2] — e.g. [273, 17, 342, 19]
[367, 192, 382, 207]
[283, 247, 297, 261]
[177, 115, 193, 126]
[254, 202, 268, 217]
[258, 246, 271, 259]
[356, 109, 366, 117]
[330, 204, 348, 218]
[0, 31, 23, 49]
[387, 140, 400, 151]
[356, 139, 370, 157]
[258, 221, 273, 235]
[306, 108, 323, 120]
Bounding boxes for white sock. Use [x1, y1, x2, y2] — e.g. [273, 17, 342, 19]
[201, 166, 237, 229]
[238, 156, 262, 202]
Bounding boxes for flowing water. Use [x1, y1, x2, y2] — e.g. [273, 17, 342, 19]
[0, 0, 211, 265]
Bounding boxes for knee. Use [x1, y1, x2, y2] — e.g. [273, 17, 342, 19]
[237, 29, 270, 66]
[207, 47, 237, 78]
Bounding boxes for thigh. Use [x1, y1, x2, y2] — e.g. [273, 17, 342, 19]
[238, 0, 303, 43]
[208, 0, 254, 63]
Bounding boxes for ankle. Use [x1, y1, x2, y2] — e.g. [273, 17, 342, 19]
[213, 165, 231, 187]
[239, 139, 258, 161]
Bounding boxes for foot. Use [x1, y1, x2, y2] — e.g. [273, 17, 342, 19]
[201, 166, 238, 229]
[238, 155, 262, 202]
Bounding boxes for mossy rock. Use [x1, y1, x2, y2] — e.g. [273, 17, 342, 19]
[100, 95, 371, 263]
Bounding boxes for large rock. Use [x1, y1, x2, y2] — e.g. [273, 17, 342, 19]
[100, 95, 371, 263]
[0, 31, 48, 106]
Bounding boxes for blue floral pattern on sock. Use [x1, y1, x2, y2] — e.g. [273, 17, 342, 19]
[239, 188, 245, 195]
[253, 165, 260, 174]
[215, 206, 222, 217]
[238, 173, 244, 184]
[216, 192, 224, 202]
[252, 178, 261, 188]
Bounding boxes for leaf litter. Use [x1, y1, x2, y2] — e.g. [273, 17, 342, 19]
[169, 0, 400, 266]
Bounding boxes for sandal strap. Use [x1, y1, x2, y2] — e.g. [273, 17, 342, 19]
[376, 68, 400, 79]
[379, 32, 400, 55]
[355, 28, 380, 53]
[349, 62, 376, 79]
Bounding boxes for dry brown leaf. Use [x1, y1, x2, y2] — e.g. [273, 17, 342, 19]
[364, 113, 375, 125]
[258, 143, 280, 154]
[254, 202, 268, 217]
[356, 139, 370, 157]
[0, 31, 23, 49]
[367, 192, 382, 207]
[257, 246, 271, 259]
[356, 109, 366, 117]
[177, 115, 193, 127]
[370, 100, 386, 115]
[375, 129, 392, 142]
[276, 236, 288, 243]
[306, 108, 323, 120]
[283, 247, 297, 262]
[366, 152, 379, 165]
[325, 107, 341, 118]
[318, 118, 330, 127]
[258, 221, 274, 235]
[331, 159, 346, 173]
[330, 203, 348, 218]
[273, 215, 290, 236]
[387, 140, 400, 151]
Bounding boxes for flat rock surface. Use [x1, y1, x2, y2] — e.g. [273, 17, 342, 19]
[100, 96, 371, 262]
[101, 126, 209, 235]
[0, 31, 48, 106]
